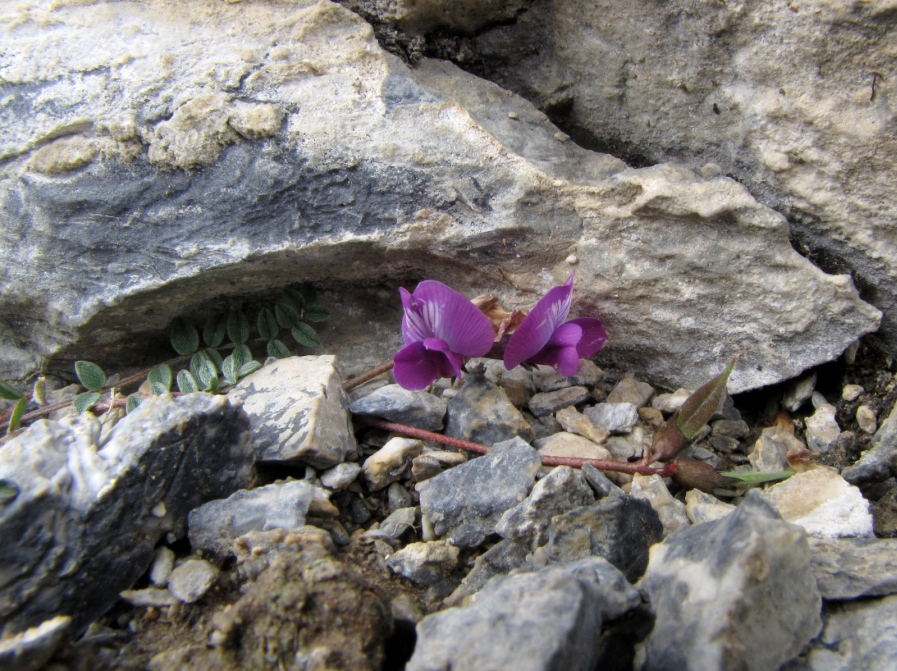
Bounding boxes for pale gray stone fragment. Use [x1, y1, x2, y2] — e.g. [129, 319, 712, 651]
[0, 393, 252, 635]
[349, 384, 448, 431]
[408, 558, 639, 671]
[581, 463, 625, 499]
[638, 491, 822, 671]
[362, 506, 418, 541]
[783, 372, 818, 412]
[712, 419, 750, 439]
[119, 588, 179, 607]
[606, 373, 655, 407]
[629, 474, 689, 537]
[805, 392, 841, 453]
[857, 405, 878, 434]
[362, 437, 423, 491]
[446, 539, 529, 606]
[783, 595, 897, 671]
[651, 388, 691, 414]
[167, 558, 219, 604]
[528, 386, 591, 417]
[149, 546, 175, 587]
[843, 401, 897, 485]
[188, 480, 315, 558]
[546, 496, 663, 582]
[387, 482, 413, 511]
[533, 360, 604, 392]
[419, 438, 542, 548]
[585, 402, 639, 434]
[228, 356, 357, 469]
[319, 462, 361, 490]
[496, 466, 595, 550]
[386, 540, 460, 586]
[808, 537, 897, 599]
[0, 615, 71, 671]
[445, 373, 535, 445]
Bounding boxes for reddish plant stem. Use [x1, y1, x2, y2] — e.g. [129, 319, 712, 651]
[343, 359, 395, 392]
[356, 416, 679, 477]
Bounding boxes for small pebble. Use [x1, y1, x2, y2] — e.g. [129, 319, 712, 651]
[507, 111, 519, 119]
[167, 559, 219, 604]
[638, 407, 664, 428]
[606, 373, 655, 407]
[320, 462, 361, 489]
[554, 131, 570, 142]
[651, 389, 691, 414]
[842, 384, 864, 402]
[565, 254, 578, 265]
[528, 386, 591, 417]
[710, 435, 740, 454]
[857, 405, 877, 434]
[149, 547, 175, 587]
[388, 482, 414, 511]
[349, 497, 372, 525]
[711, 419, 750, 439]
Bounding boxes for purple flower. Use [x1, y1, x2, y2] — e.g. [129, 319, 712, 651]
[503, 272, 607, 376]
[393, 280, 495, 390]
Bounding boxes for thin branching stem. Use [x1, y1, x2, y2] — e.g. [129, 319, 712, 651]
[355, 416, 678, 477]
[343, 359, 395, 392]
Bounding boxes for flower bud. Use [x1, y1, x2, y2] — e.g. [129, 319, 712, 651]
[671, 459, 737, 493]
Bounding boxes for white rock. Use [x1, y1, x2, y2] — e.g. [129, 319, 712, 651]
[362, 437, 423, 491]
[555, 406, 610, 445]
[842, 384, 864, 402]
[119, 588, 179, 608]
[856, 405, 878, 435]
[167, 559, 220, 604]
[749, 424, 804, 472]
[149, 547, 175, 587]
[684, 490, 735, 525]
[320, 462, 362, 489]
[386, 540, 460, 585]
[763, 467, 874, 539]
[651, 389, 691, 414]
[783, 373, 817, 413]
[585, 403, 639, 434]
[805, 392, 841, 453]
[534, 432, 612, 462]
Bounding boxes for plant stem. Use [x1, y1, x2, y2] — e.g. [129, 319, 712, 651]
[355, 416, 679, 477]
[343, 359, 395, 392]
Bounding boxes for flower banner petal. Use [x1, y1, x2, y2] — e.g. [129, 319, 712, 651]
[400, 287, 431, 345]
[412, 281, 494, 357]
[503, 281, 574, 370]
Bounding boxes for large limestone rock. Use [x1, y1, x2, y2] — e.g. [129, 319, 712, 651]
[0, 0, 879, 393]
[473, 0, 897, 350]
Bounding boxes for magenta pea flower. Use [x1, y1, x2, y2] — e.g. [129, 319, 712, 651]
[393, 280, 495, 390]
[503, 272, 607, 376]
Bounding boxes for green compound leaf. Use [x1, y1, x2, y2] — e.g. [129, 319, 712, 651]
[6, 397, 27, 434]
[304, 306, 330, 323]
[232, 344, 252, 370]
[267, 339, 291, 359]
[148, 365, 173, 393]
[292, 322, 321, 348]
[177, 370, 200, 394]
[221, 354, 238, 386]
[238, 361, 262, 378]
[275, 301, 303, 329]
[0, 478, 19, 505]
[125, 395, 142, 414]
[676, 355, 739, 440]
[718, 470, 796, 486]
[170, 318, 200, 356]
[203, 315, 228, 348]
[257, 308, 280, 341]
[227, 310, 251, 345]
[0, 381, 23, 401]
[75, 361, 107, 391]
[74, 391, 102, 414]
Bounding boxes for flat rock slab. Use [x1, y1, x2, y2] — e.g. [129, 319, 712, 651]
[808, 537, 897, 600]
[0, 393, 253, 635]
[445, 373, 534, 445]
[408, 558, 640, 671]
[0, 0, 879, 394]
[188, 479, 316, 559]
[349, 384, 447, 431]
[228, 356, 357, 469]
[638, 491, 822, 671]
[419, 437, 542, 548]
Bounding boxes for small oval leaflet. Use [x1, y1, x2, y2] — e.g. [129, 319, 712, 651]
[0, 381, 23, 401]
[292, 323, 321, 348]
[177, 370, 200, 394]
[227, 310, 250, 345]
[75, 361, 106, 391]
[74, 391, 102, 414]
[267, 339, 291, 359]
[203, 315, 228, 348]
[148, 364, 173, 393]
[170, 317, 200, 356]
[257, 308, 280, 340]
[275, 301, 303, 329]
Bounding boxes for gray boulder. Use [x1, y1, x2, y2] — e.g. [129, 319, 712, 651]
[0, 393, 253, 635]
[445, 372, 535, 445]
[0, 0, 878, 394]
[349, 383, 448, 431]
[638, 491, 822, 671]
[408, 558, 641, 671]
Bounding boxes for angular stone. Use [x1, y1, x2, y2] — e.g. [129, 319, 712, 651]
[580, 463, 625, 499]
[857, 405, 878, 435]
[387, 482, 413, 511]
[349, 384, 447, 431]
[605, 373, 655, 407]
[0, 615, 71, 671]
[604, 427, 648, 461]
[419, 438, 542, 548]
[783, 372, 818, 413]
[585, 403, 639, 434]
[684, 489, 735, 525]
[843, 402, 897, 485]
[445, 373, 534, 445]
[712, 419, 750, 439]
[228, 356, 357, 469]
[188, 480, 315, 558]
[651, 388, 691, 414]
[118, 588, 179, 608]
[786, 595, 897, 671]
[408, 559, 640, 671]
[546, 496, 663, 582]
[528, 386, 591, 418]
[166, 558, 219, 604]
[319, 461, 362, 490]
[361, 437, 423, 491]
[763, 467, 874, 538]
[808, 537, 897, 600]
[638, 492, 821, 671]
[629, 474, 689, 537]
[0, 393, 252, 635]
[842, 384, 864, 402]
[805, 392, 841, 453]
[361, 506, 418, 542]
[386, 540, 460, 586]
[532, 360, 604, 392]
[749, 423, 804, 472]
[555, 406, 610, 445]
[496, 466, 595, 550]
[411, 449, 467, 482]
[149, 546, 175, 587]
[446, 539, 529, 606]
[534, 432, 612, 462]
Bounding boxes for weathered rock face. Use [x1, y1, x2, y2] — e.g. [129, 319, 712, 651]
[472, 0, 897, 350]
[0, 0, 880, 394]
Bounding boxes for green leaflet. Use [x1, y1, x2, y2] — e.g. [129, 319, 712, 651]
[718, 470, 796, 486]
[6, 397, 26, 434]
[74, 391, 102, 414]
[0, 381, 23, 401]
[148, 365, 173, 393]
[170, 318, 199, 356]
[75, 361, 106, 391]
